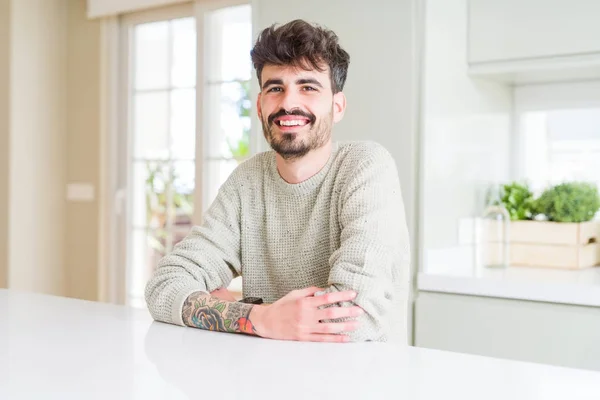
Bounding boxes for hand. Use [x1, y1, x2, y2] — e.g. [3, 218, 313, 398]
[209, 287, 238, 302]
[249, 287, 364, 343]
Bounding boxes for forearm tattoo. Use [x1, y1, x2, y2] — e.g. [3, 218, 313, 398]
[182, 292, 256, 335]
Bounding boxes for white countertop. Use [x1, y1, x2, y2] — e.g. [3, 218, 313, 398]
[419, 246, 600, 307]
[1, 289, 600, 399]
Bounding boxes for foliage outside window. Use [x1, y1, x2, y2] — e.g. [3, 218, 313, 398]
[145, 80, 251, 255]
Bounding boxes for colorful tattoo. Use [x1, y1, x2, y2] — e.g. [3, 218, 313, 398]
[182, 292, 256, 335]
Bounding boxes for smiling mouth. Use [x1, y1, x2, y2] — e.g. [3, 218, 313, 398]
[274, 118, 310, 128]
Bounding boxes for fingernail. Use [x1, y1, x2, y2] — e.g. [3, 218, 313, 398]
[351, 291, 357, 298]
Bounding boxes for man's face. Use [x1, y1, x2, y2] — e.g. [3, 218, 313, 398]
[257, 63, 346, 160]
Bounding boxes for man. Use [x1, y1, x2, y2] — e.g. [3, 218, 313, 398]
[145, 19, 410, 343]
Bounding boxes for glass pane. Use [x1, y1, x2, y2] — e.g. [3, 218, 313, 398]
[205, 81, 251, 158]
[128, 228, 170, 302]
[171, 161, 195, 229]
[131, 161, 149, 228]
[145, 162, 171, 230]
[206, 5, 252, 82]
[521, 108, 600, 191]
[546, 108, 600, 187]
[128, 229, 147, 300]
[132, 161, 170, 229]
[203, 159, 239, 213]
[133, 91, 169, 160]
[171, 17, 196, 88]
[134, 21, 169, 90]
[170, 89, 196, 160]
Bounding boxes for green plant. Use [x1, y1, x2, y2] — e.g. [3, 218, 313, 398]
[227, 80, 251, 161]
[145, 162, 194, 253]
[534, 182, 600, 223]
[500, 181, 536, 221]
[228, 132, 249, 160]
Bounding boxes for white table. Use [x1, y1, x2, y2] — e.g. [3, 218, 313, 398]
[1, 289, 600, 400]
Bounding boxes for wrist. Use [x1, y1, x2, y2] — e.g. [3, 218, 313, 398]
[209, 287, 237, 302]
[248, 304, 269, 338]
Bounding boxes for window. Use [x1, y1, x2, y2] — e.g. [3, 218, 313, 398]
[119, 3, 252, 307]
[201, 5, 252, 212]
[420, 80, 600, 275]
[519, 108, 600, 193]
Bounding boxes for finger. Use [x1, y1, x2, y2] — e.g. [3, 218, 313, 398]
[311, 320, 360, 334]
[294, 286, 324, 298]
[306, 333, 350, 343]
[308, 290, 357, 307]
[316, 306, 364, 321]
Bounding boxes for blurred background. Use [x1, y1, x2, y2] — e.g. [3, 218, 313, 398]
[1, 0, 599, 371]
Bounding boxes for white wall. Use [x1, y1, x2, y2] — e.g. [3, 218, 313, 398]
[65, 0, 102, 301]
[421, 0, 512, 255]
[252, 0, 419, 230]
[252, 0, 420, 341]
[8, 0, 68, 295]
[0, 0, 10, 288]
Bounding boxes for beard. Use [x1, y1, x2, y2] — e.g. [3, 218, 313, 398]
[261, 107, 333, 161]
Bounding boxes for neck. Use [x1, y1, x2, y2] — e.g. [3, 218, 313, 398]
[275, 141, 333, 184]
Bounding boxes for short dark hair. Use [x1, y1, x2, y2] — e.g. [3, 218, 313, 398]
[250, 19, 350, 93]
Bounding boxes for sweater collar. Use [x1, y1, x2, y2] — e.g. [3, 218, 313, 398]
[268, 142, 339, 196]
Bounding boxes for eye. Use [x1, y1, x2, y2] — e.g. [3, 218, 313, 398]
[302, 86, 317, 91]
[267, 87, 282, 93]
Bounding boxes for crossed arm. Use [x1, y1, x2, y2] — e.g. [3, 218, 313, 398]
[182, 287, 364, 343]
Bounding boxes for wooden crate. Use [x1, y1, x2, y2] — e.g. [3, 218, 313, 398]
[509, 221, 600, 269]
[510, 242, 598, 269]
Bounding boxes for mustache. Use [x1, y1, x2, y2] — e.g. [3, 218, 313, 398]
[268, 109, 316, 126]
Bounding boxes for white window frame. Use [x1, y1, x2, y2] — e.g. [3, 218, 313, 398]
[98, 0, 252, 305]
[193, 0, 254, 224]
[99, 15, 121, 304]
[512, 80, 600, 185]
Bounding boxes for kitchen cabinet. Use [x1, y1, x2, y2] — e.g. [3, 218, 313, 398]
[415, 291, 600, 371]
[467, 0, 600, 83]
[468, 0, 600, 64]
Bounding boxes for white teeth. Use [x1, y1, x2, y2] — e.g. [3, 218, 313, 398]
[279, 120, 307, 126]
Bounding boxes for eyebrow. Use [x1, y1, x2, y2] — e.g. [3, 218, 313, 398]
[262, 77, 324, 89]
[262, 79, 283, 89]
[296, 78, 323, 88]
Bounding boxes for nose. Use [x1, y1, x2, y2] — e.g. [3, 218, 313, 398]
[279, 87, 301, 112]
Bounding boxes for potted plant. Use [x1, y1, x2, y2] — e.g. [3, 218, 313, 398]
[501, 181, 600, 269]
[500, 181, 536, 221]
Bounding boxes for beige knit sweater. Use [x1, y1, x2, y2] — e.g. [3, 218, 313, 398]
[145, 141, 411, 343]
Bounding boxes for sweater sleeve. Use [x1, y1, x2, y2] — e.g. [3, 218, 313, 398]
[318, 144, 411, 342]
[144, 181, 242, 327]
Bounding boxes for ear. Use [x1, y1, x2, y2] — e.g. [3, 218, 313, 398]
[256, 92, 263, 120]
[332, 91, 346, 123]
